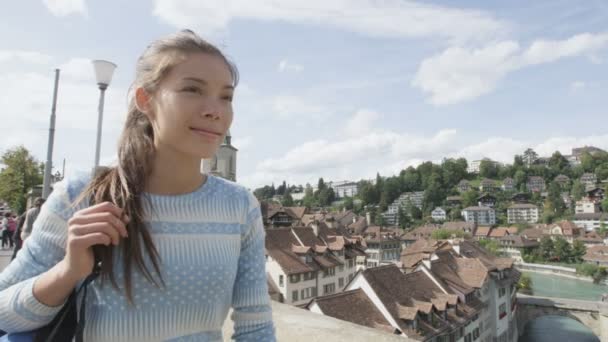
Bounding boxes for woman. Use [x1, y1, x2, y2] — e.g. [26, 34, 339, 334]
[0, 30, 275, 341]
[0, 213, 8, 250]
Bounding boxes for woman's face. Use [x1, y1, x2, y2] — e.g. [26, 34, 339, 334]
[142, 52, 235, 160]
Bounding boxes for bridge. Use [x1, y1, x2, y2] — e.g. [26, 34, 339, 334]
[517, 293, 608, 340]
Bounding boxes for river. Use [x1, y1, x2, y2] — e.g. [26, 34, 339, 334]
[518, 271, 603, 342]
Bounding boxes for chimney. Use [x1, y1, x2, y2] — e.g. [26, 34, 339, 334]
[366, 212, 371, 226]
[311, 220, 319, 237]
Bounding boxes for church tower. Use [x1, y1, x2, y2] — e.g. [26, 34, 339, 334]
[201, 130, 237, 181]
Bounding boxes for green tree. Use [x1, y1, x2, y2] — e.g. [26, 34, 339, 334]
[405, 200, 422, 220]
[0, 145, 44, 213]
[400, 167, 421, 192]
[303, 184, 315, 208]
[343, 197, 354, 210]
[478, 239, 501, 257]
[442, 158, 468, 189]
[479, 160, 498, 179]
[595, 163, 608, 182]
[514, 170, 527, 189]
[549, 151, 570, 175]
[523, 148, 539, 167]
[398, 206, 411, 229]
[539, 236, 554, 260]
[281, 192, 294, 207]
[517, 274, 533, 295]
[547, 182, 566, 217]
[571, 180, 586, 201]
[423, 174, 445, 213]
[358, 180, 379, 205]
[581, 152, 595, 172]
[462, 189, 480, 208]
[553, 237, 571, 262]
[571, 240, 587, 263]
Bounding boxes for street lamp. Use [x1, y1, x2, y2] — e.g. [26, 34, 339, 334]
[91, 59, 117, 169]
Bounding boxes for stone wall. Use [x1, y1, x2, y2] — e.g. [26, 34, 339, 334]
[222, 301, 412, 341]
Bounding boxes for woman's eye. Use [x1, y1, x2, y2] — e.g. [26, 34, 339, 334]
[183, 86, 201, 93]
[222, 95, 234, 102]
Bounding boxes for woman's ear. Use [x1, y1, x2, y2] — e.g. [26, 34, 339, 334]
[135, 87, 154, 118]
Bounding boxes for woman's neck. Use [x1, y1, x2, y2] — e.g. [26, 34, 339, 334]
[146, 146, 206, 195]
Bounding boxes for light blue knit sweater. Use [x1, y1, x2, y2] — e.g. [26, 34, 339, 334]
[0, 173, 275, 341]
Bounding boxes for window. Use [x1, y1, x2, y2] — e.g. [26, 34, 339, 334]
[339, 277, 344, 288]
[499, 303, 507, 319]
[499, 287, 506, 297]
[339, 265, 344, 272]
[349, 259, 354, 268]
[473, 328, 480, 340]
[290, 274, 301, 283]
[302, 272, 315, 281]
[464, 333, 472, 342]
[323, 267, 336, 277]
[323, 283, 336, 295]
[279, 275, 284, 287]
[300, 287, 316, 300]
[292, 290, 298, 302]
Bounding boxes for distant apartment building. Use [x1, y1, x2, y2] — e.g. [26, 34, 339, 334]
[468, 158, 499, 174]
[462, 206, 496, 226]
[383, 191, 425, 225]
[507, 203, 539, 224]
[329, 181, 359, 198]
[580, 173, 598, 188]
[502, 178, 515, 191]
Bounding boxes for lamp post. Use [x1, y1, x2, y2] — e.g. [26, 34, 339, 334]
[42, 69, 60, 199]
[91, 60, 117, 169]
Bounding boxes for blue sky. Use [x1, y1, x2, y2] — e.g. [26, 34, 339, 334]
[1, 0, 607, 189]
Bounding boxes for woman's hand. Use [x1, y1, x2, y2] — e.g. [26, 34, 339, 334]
[62, 202, 129, 282]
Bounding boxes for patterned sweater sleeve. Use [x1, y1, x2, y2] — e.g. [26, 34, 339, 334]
[230, 192, 276, 341]
[0, 176, 84, 333]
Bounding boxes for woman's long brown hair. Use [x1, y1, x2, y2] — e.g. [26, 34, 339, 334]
[75, 30, 238, 303]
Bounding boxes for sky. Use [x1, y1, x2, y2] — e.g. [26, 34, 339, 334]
[1, 0, 608, 189]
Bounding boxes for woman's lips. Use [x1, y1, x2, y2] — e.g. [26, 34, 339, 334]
[190, 127, 222, 140]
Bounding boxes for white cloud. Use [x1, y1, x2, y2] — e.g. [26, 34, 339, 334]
[451, 137, 527, 164]
[42, 0, 87, 17]
[59, 58, 95, 82]
[0, 50, 53, 65]
[413, 32, 608, 105]
[278, 59, 303, 73]
[153, 0, 506, 43]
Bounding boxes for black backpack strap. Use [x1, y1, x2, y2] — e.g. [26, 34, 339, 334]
[74, 261, 101, 342]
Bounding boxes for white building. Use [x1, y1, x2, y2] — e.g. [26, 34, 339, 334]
[507, 203, 539, 224]
[383, 191, 424, 225]
[576, 199, 600, 214]
[330, 181, 358, 198]
[468, 158, 499, 174]
[265, 225, 366, 306]
[201, 130, 237, 181]
[573, 213, 608, 232]
[363, 234, 401, 268]
[431, 207, 447, 222]
[462, 206, 496, 226]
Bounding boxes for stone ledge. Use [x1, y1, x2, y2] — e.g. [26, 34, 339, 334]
[222, 301, 413, 341]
